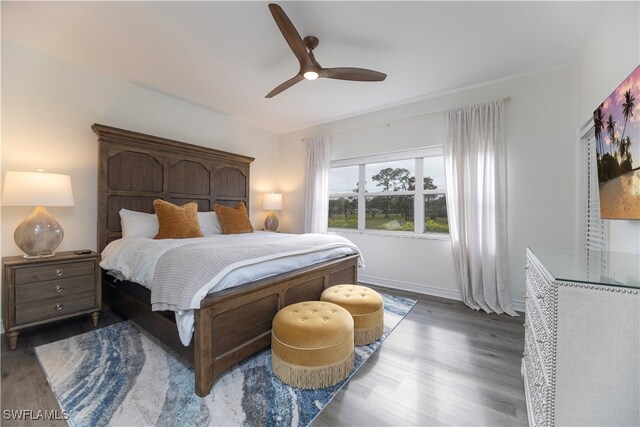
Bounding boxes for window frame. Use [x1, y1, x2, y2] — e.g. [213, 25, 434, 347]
[328, 147, 449, 239]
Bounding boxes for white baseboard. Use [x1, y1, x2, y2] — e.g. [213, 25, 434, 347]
[511, 299, 525, 313]
[359, 274, 462, 301]
[359, 274, 525, 314]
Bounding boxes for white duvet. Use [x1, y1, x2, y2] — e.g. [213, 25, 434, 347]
[100, 231, 362, 345]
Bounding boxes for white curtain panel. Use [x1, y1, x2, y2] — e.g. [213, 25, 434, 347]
[303, 136, 331, 234]
[443, 100, 517, 316]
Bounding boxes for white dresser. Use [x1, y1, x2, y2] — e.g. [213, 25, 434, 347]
[523, 247, 639, 427]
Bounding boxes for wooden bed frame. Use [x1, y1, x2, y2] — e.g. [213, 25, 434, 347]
[93, 124, 358, 397]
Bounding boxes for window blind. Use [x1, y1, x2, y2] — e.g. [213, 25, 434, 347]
[582, 128, 607, 251]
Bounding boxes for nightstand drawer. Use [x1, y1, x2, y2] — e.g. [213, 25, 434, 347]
[15, 291, 96, 325]
[15, 275, 95, 304]
[15, 261, 95, 284]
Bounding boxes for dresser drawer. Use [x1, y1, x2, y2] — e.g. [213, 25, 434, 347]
[525, 297, 551, 379]
[523, 331, 545, 389]
[15, 291, 96, 325]
[15, 275, 95, 304]
[14, 260, 95, 285]
[524, 338, 549, 426]
[526, 256, 554, 324]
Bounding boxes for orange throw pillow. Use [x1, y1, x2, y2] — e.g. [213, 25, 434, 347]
[153, 200, 204, 239]
[214, 202, 254, 234]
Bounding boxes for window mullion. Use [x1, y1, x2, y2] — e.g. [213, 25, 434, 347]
[415, 158, 424, 234]
[366, 190, 415, 196]
[329, 192, 358, 198]
[358, 164, 365, 231]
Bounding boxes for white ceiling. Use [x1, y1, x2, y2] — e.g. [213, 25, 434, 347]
[2, 1, 604, 134]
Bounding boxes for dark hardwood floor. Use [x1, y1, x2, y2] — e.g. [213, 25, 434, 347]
[1, 286, 527, 427]
[314, 286, 527, 426]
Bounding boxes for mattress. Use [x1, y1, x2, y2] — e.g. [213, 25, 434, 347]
[100, 231, 362, 345]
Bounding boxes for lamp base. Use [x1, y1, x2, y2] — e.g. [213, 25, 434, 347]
[265, 211, 279, 232]
[14, 206, 64, 258]
[23, 253, 56, 259]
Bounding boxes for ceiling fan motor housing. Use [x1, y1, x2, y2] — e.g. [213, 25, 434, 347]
[303, 36, 319, 51]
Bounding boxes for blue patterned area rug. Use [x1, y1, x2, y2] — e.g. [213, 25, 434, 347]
[35, 293, 416, 427]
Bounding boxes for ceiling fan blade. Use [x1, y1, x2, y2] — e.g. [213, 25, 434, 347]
[265, 74, 304, 98]
[268, 3, 309, 65]
[319, 67, 387, 82]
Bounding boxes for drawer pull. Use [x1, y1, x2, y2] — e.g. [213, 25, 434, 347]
[55, 269, 64, 277]
[55, 285, 63, 293]
[55, 303, 64, 311]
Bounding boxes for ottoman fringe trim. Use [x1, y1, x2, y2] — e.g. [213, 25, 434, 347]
[272, 350, 355, 389]
[355, 323, 384, 346]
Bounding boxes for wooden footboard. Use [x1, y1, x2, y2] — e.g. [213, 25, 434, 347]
[193, 254, 358, 396]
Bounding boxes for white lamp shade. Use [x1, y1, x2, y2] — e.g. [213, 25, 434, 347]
[2, 171, 75, 207]
[263, 193, 283, 211]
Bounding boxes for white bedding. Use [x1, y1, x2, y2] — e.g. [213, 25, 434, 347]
[100, 231, 362, 345]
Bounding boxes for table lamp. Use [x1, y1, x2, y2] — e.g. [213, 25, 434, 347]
[263, 192, 283, 232]
[2, 170, 75, 258]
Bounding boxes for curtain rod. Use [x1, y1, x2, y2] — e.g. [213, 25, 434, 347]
[301, 96, 511, 140]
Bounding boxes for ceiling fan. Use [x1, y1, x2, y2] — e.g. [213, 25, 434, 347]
[266, 3, 387, 98]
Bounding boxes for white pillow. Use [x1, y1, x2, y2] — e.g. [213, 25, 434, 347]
[119, 209, 159, 238]
[197, 211, 222, 235]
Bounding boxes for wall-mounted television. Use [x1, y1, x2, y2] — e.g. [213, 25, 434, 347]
[593, 65, 640, 220]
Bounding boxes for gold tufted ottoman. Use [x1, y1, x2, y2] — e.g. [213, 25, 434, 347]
[271, 301, 354, 389]
[321, 285, 384, 345]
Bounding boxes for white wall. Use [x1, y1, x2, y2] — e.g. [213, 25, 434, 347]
[575, 1, 640, 255]
[1, 42, 280, 257]
[279, 66, 578, 305]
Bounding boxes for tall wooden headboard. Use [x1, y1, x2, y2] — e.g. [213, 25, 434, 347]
[93, 124, 254, 252]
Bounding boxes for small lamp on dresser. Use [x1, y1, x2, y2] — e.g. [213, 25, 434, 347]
[263, 192, 283, 232]
[2, 170, 75, 258]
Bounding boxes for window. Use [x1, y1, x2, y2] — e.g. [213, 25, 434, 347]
[328, 147, 449, 236]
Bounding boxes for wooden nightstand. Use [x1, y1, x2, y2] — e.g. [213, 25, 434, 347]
[2, 250, 101, 350]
